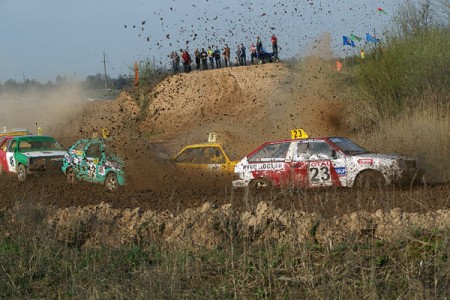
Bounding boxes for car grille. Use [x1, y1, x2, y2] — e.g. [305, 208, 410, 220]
[29, 156, 64, 172]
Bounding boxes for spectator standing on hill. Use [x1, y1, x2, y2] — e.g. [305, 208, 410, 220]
[249, 42, 257, 64]
[223, 44, 230, 67]
[201, 48, 208, 69]
[236, 45, 241, 66]
[256, 36, 263, 60]
[179, 49, 184, 70]
[213, 46, 221, 68]
[181, 50, 192, 73]
[239, 43, 247, 66]
[170, 51, 179, 73]
[271, 34, 278, 59]
[194, 48, 201, 70]
[207, 46, 214, 69]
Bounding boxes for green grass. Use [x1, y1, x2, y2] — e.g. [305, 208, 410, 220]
[358, 29, 449, 116]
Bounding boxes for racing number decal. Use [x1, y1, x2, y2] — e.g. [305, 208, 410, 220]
[290, 129, 309, 140]
[308, 161, 332, 186]
[309, 166, 330, 182]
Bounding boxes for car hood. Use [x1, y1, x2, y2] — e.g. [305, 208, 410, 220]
[22, 150, 67, 158]
[353, 153, 414, 160]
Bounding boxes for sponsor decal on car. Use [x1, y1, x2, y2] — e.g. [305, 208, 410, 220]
[358, 158, 373, 165]
[335, 167, 346, 176]
[243, 162, 284, 171]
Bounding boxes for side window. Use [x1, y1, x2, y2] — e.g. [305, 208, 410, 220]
[295, 141, 333, 160]
[309, 141, 333, 159]
[86, 143, 101, 158]
[248, 142, 290, 163]
[175, 148, 203, 163]
[203, 147, 226, 164]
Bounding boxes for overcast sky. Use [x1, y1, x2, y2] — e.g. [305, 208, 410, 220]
[0, 0, 399, 83]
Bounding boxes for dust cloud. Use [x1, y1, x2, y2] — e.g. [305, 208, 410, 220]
[0, 84, 85, 141]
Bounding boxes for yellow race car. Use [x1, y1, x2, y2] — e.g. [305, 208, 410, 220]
[173, 143, 239, 173]
[0, 128, 31, 138]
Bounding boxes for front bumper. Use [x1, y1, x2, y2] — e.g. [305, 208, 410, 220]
[388, 168, 425, 185]
[28, 157, 64, 173]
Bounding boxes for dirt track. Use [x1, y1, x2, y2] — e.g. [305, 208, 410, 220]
[1, 174, 448, 219]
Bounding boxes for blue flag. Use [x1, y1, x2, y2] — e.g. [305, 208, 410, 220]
[366, 33, 380, 43]
[343, 36, 355, 47]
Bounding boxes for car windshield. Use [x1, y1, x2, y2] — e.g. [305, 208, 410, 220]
[329, 137, 368, 155]
[18, 139, 62, 152]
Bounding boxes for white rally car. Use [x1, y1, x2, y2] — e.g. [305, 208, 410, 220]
[233, 136, 424, 190]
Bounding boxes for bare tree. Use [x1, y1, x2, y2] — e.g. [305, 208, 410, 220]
[395, 0, 450, 36]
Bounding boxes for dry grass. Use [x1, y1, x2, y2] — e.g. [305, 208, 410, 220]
[1, 193, 449, 299]
[353, 92, 449, 183]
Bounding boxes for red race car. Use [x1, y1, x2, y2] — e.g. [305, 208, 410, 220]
[0, 136, 13, 174]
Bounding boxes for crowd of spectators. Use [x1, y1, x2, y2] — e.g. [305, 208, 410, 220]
[169, 34, 278, 73]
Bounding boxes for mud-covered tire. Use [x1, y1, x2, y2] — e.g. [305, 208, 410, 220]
[17, 164, 27, 182]
[66, 168, 76, 184]
[249, 178, 272, 199]
[354, 171, 385, 189]
[105, 172, 119, 192]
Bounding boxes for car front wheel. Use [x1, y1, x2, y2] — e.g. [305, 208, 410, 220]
[17, 164, 27, 182]
[354, 171, 385, 189]
[105, 172, 119, 192]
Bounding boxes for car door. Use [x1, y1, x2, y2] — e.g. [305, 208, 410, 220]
[6, 139, 18, 173]
[202, 146, 228, 172]
[81, 142, 102, 182]
[290, 140, 346, 188]
[246, 142, 292, 187]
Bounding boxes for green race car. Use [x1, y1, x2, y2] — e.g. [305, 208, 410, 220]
[0, 135, 66, 181]
[61, 138, 125, 191]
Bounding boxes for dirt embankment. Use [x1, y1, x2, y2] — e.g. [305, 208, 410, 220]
[140, 61, 345, 157]
[5, 199, 449, 250]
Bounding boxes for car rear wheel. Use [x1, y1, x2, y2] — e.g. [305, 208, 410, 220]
[66, 168, 76, 184]
[17, 164, 27, 182]
[105, 172, 119, 192]
[354, 171, 385, 189]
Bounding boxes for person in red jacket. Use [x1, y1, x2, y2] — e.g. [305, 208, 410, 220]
[181, 50, 192, 72]
[271, 34, 278, 59]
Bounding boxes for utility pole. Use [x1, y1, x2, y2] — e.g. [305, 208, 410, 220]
[102, 51, 108, 90]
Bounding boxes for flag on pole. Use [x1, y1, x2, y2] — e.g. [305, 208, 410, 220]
[350, 34, 362, 42]
[377, 7, 387, 14]
[343, 36, 355, 47]
[366, 33, 380, 43]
